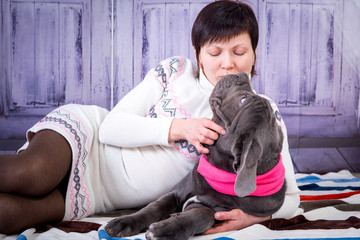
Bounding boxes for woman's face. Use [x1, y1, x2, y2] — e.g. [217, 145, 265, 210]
[198, 33, 256, 86]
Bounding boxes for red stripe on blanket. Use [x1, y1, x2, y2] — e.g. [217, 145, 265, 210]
[36, 221, 101, 233]
[261, 215, 360, 230]
[300, 190, 360, 201]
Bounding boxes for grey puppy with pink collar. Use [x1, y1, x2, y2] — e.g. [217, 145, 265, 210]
[105, 73, 286, 240]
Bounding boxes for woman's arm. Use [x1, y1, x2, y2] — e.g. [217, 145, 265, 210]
[204, 209, 270, 235]
[99, 65, 173, 147]
[99, 58, 225, 150]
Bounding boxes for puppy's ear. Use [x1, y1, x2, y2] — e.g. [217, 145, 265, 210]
[232, 132, 262, 197]
[209, 96, 231, 127]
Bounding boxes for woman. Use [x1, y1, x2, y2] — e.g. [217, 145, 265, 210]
[0, 0, 300, 235]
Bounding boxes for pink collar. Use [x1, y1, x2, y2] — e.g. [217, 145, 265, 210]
[197, 154, 285, 196]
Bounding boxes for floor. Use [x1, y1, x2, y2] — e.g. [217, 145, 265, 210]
[288, 137, 360, 173]
[290, 147, 360, 173]
[1, 139, 359, 174]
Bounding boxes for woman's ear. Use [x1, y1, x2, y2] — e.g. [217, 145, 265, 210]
[194, 46, 204, 72]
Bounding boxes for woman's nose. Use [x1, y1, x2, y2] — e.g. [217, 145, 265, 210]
[220, 53, 235, 70]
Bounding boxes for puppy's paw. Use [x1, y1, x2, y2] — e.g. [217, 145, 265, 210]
[105, 215, 145, 237]
[145, 219, 189, 240]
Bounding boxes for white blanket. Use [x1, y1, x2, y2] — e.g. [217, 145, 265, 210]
[2, 170, 360, 240]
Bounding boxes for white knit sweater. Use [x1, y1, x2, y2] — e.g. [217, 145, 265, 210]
[98, 56, 301, 218]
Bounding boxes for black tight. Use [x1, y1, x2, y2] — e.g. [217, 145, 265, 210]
[0, 130, 72, 234]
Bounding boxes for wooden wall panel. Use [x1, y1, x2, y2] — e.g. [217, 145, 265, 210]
[60, 3, 91, 105]
[7, 1, 91, 111]
[0, 0, 11, 116]
[165, 3, 190, 59]
[91, 0, 112, 109]
[5, 0, 91, 112]
[0, 0, 92, 138]
[0, 0, 3, 114]
[258, 0, 359, 138]
[35, 3, 59, 106]
[0, 0, 359, 141]
[262, 1, 341, 109]
[134, 3, 165, 82]
[342, 0, 360, 135]
[133, 1, 211, 83]
[113, 0, 134, 106]
[288, 4, 312, 106]
[60, 4, 83, 104]
[264, 3, 290, 105]
[11, 2, 36, 108]
[312, 5, 335, 107]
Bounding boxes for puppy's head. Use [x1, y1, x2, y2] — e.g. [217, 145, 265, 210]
[209, 73, 283, 197]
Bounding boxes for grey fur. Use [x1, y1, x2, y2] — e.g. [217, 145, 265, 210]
[105, 73, 286, 240]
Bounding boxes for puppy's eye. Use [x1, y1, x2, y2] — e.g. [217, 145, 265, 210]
[240, 96, 247, 105]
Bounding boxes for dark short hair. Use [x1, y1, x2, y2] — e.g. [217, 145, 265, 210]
[191, 0, 259, 75]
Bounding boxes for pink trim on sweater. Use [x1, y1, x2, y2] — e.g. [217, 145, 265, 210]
[197, 154, 285, 196]
[58, 107, 91, 217]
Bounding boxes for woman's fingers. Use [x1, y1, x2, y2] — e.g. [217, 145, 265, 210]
[198, 134, 214, 146]
[199, 128, 218, 142]
[191, 118, 226, 153]
[169, 118, 226, 154]
[202, 118, 226, 136]
[194, 141, 210, 154]
[204, 209, 245, 235]
[204, 209, 271, 235]
[198, 118, 226, 142]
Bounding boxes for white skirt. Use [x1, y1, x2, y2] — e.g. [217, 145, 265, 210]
[19, 104, 109, 221]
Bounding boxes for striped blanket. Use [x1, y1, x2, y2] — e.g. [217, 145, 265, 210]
[2, 170, 360, 240]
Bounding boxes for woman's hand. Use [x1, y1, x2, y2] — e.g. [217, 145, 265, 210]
[169, 118, 226, 154]
[204, 209, 271, 235]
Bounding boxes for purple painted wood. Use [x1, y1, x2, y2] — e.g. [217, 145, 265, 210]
[0, 0, 359, 141]
[0, 0, 93, 138]
[258, 0, 360, 138]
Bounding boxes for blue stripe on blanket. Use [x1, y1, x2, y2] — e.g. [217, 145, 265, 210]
[296, 176, 360, 184]
[16, 228, 36, 240]
[17, 235, 27, 240]
[298, 183, 360, 191]
[98, 229, 142, 240]
[213, 238, 234, 240]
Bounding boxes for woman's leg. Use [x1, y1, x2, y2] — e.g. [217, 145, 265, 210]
[0, 130, 72, 234]
[0, 130, 72, 196]
[0, 189, 65, 234]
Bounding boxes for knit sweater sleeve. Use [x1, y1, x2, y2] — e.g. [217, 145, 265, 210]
[259, 95, 301, 219]
[99, 60, 175, 148]
[272, 125, 301, 219]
